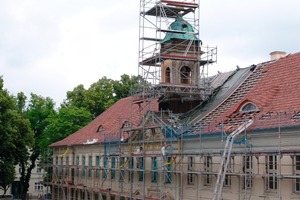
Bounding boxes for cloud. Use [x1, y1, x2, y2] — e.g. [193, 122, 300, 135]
[0, 0, 300, 105]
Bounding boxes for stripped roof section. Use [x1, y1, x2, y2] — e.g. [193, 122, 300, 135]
[191, 52, 300, 133]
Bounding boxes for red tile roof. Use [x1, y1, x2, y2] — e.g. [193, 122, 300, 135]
[50, 96, 158, 147]
[206, 52, 300, 131]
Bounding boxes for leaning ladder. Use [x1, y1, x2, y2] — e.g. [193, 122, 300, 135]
[212, 119, 254, 200]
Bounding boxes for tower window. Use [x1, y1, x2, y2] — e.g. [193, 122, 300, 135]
[180, 66, 191, 84]
[165, 67, 170, 83]
[182, 24, 188, 31]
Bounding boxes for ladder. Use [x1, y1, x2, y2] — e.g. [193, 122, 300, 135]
[212, 119, 253, 200]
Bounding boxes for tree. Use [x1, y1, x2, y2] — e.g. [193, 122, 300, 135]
[0, 77, 33, 197]
[0, 162, 15, 194]
[65, 74, 147, 118]
[113, 74, 142, 99]
[64, 84, 87, 109]
[40, 105, 93, 149]
[18, 94, 56, 200]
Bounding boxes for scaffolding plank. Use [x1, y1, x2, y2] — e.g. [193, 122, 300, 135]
[161, 0, 199, 8]
[141, 37, 161, 42]
[145, 5, 194, 17]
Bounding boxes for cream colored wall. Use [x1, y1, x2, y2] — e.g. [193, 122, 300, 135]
[51, 130, 300, 200]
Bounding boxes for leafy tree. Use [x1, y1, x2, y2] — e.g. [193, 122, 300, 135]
[64, 84, 87, 109]
[113, 74, 143, 99]
[18, 94, 56, 200]
[41, 105, 93, 148]
[0, 162, 15, 194]
[0, 77, 33, 196]
[65, 74, 146, 118]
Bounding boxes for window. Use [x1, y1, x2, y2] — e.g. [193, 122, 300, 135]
[119, 157, 125, 181]
[240, 102, 259, 113]
[96, 156, 101, 177]
[266, 155, 277, 191]
[294, 155, 300, 192]
[243, 156, 253, 189]
[82, 155, 86, 176]
[128, 157, 134, 182]
[111, 157, 116, 180]
[138, 157, 144, 182]
[204, 156, 212, 186]
[37, 167, 42, 174]
[180, 66, 191, 84]
[151, 157, 158, 183]
[59, 157, 63, 177]
[182, 24, 188, 31]
[188, 157, 195, 185]
[65, 156, 69, 176]
[224, 157, 234, 187]
[76, 156, 79, 176]
[97, 125, 105, 133]
[165, 157, 172, 184]
[34, 182, 43, 191]
[296, 178, 300, 193]
[103, 157, 108, 179]
[122, 121, 131, 128]
[165, 67, 170, 83]
[88, 156, 92, 177]
[295, 155, 300, 171]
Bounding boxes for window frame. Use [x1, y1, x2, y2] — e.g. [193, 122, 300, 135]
[240, 102, 259, 113]
[187, 156, 195, 185]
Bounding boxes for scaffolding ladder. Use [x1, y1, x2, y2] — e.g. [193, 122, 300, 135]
[213, 119, 253, 200]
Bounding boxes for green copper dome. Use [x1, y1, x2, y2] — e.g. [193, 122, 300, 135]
[161, 16, 199, 44]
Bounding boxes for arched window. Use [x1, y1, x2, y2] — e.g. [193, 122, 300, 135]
[165, 67, 170, 83]
[180, 66, 191, 84]
[240, 102, 259, 113]
[97, 125, 105, 133]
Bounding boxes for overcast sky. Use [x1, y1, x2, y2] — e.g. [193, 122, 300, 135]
[1, 0, 300, 105]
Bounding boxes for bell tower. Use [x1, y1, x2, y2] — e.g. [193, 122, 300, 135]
[160, 16, 200, 86]
[138, 0, 217, 114]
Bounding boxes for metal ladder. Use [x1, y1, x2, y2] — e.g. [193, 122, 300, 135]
[212, 119, 253, 200]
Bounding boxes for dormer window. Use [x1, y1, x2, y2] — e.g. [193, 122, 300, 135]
[240, 102, 259, 113]
[122, 121, 131, 128]
[97, 125, 105, 133]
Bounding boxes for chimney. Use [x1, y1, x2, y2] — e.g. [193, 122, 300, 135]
[270, 51, 286, 60]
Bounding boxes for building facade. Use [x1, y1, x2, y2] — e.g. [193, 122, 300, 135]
[50, 0, 300, 199]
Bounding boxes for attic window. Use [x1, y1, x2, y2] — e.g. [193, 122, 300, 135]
[240, 102, 259, 113]
[97, 125, 105, 133]
[122, 121, 131, 128]
[292, 112, 300, 120]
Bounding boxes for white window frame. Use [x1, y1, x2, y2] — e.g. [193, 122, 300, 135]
[243, 156, 253, 189]
[266, 155, 278, 191]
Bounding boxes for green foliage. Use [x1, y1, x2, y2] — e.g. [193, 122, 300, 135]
[0, 73, 147, 198]
[40, 105, 92, 149]
[0, 77, 33, 197]
[17, 94, 56, 199]
[65, 74, 146, 118]
[0, 161, 15, 194]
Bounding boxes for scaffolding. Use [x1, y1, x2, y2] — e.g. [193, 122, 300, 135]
[47, 110, 300, 200]
[45, 1, 300, 200]
[138, 0, 217, 102]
